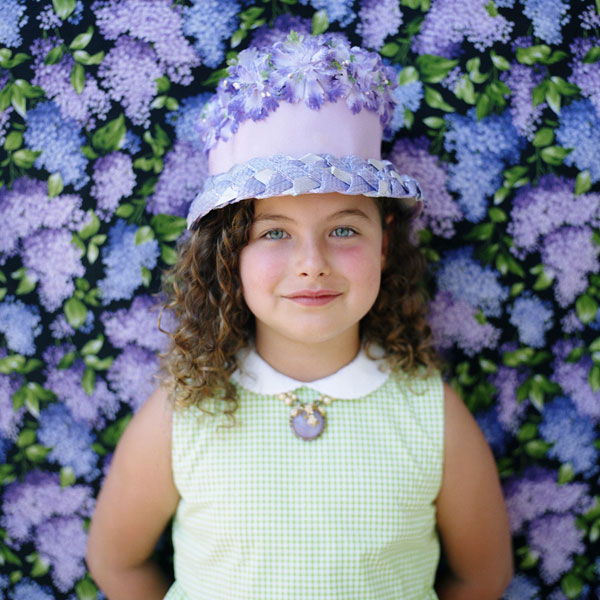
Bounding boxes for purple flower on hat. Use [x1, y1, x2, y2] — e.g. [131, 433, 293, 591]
[0, 0, 27, 47]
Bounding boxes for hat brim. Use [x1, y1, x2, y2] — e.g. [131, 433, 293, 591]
[187, 153, 424, 230]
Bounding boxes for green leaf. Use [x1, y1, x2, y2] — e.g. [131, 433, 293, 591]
[101, 415, 132, 448]
[69, 27, 94, 50]
[202, 67, 229, 87]
[141, 266, 152, 287]
[0, 354, 26, 374]
[48, 172, 64, 198]
[60, 466, 76, 487]
[25, 444, 51, 462]
[475, 92, 491, 120]
[79, 210, 100, 240]
[488, 207, 506, 223]
[532, 127, 554, 148]
[116, 203, 134, 218]
[455, 75, 476, 104]
[81, 335, 104, 356]
[380, 42, 400, 58]
[510, 282, 524, 296]
[558, 463, 574, 485]
[151, 214, 186, 242]
[540, 145, 571, 166]
[423, 116, 445, 129]
[398, 66, 419, 85]
[161, 244, 178, 265]
[532, 269, 554, 291]
[525, 439, 551, 458]
[73, 50, 104, 66]
[155, 75, 170, 94]
[44, 45, 64, 65]
[575, 170, 591, 195]
[583, 46, 600, 64]
[17, 428, 36, 448]
[561, 574, 583, 599]
[12, 149, 40, 168]
[478, 357, 497, 374]
[15, 271, 36, 295]
[550, 76, 579, 96]
[230, 29, 248, 49]
[545, 82, 561, 114]
[312, 9, 329, 35]
[490, 50, 510, 71]
[92, 114, 126, 152]
[517, 423, 537, 442]
[11, 85, 26, 117]
[64, 297, 88, 328]
[531, 81, 547, 107]
[71, 62, 85, 94]
[416, 55, 458, 83]
[3, 130, 22, 152]
[516, 44, 551, 65]
[76, 577, 99, 600]
[82, 367, 96, 395]
[135, 225, 155, 245]
[58, 351, 76, 369]
[503, 347, 534, 367]
[52, 0, 76, 19]
[465, 222, 494, 241]
[575, 294, 598, 324]
[590, 336, 600, 352]
[589, 364, 600, 392]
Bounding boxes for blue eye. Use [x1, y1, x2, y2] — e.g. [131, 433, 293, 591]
[332, 227, 355, 237]
[265, 229, 286, 240]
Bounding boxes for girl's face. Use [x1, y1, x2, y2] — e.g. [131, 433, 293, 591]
[239, 192, 385, 357]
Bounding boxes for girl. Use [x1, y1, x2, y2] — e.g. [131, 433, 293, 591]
[86, 33, 513, 600]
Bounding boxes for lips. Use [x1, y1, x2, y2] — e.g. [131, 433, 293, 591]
[284, 289, 342, 306]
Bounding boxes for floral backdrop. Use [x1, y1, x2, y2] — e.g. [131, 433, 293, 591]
[0, 0, 599, 598]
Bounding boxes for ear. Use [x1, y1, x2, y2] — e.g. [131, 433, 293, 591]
[381, 214, 393, 270]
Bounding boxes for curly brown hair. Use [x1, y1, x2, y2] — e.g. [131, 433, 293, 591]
[158, 196, 440, 413]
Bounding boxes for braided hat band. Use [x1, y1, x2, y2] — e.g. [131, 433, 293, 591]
[187, 153, 423, 230]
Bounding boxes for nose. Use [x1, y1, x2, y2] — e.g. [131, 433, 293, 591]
[295, 235, 329, 278]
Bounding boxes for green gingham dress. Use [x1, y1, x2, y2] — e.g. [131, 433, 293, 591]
[164, 348, 444, 600]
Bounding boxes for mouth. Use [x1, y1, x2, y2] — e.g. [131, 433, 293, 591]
[284, 290, 342, 306]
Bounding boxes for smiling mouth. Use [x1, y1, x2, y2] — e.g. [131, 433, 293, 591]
[285, 291, 342, 306]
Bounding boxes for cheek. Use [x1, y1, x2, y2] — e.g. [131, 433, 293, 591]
[239, 245, 288, 295]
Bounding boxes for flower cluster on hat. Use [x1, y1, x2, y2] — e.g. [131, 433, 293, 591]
[197, 32, 398, 153]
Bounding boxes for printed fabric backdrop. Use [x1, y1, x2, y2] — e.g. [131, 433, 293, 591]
[0, 0, 599, 598]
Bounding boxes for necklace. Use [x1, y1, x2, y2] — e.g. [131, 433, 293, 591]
[279, 391, 333, 441]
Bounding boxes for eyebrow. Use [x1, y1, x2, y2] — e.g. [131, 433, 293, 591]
[253, 208, 373, 224]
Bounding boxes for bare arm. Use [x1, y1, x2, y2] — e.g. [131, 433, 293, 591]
[86, 386, 180, 600]
[434, 383, 513, 600]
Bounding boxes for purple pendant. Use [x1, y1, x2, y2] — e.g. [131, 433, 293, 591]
[290, 406, 326, 441]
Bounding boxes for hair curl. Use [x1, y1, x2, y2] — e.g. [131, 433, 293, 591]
[158, 197, 439, 413]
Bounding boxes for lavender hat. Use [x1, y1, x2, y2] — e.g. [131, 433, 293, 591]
[187, 33, 424, 230]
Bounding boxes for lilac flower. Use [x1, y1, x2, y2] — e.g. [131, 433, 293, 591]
[21, 228, 86, 313]
[509, 175, 600, 256]
[251, 14, 312, 50]
[561, 310, 584, 334]
[30, 38, 111, 129]
[91, 152, 136, 220]
[387, 137, 462, 238]
[436, 247, 508, 317]
[34, 516, 88, 592]
[522, 0, 569, 45]
[555, 99, 600, 183]
[93, 0, 200, 85]
[356, 0, 403, 50]
[122, 130, 142, 154]
[101, 294, 171, 352]
[444, 109, 524, 221]
[44, 354, 119, 427]
[501, 63, 545, 139]
[23, 102, 89, 189]
[182, 0, 240, 68]
[503, 466, 592, 533]
[0, 373, 25, 439]
[146, 141, 208, 217]
[0, 297, 42, 356]
[475, 407, 508, 455]
[301, 0, 356, 27]
[168, 93, 211, 150]
[490, 366, 528, 433]
[1, 471, 94, 544]
[37, 403, 99, 481]
[569, 38, 600, 114]
[503, 574, 540, 600]
[36, 4, 62, 30]
[428, 290, 501, 356]
[541, 226, 599, 307]
[98, 220, 160, 304]
[388, 71, 423, 133]
[0, 0, 27, 47]
[552, 341, 600, 421]
[12, 580, 54, 600]
[107, 344, 159, 412]
[49, 314, 75, 339]
[0, 178, 87, 260]
[98, 36, 163, 127]
[539, 396, 599, 475]
[509, 293, 553, 348]
[528, 513, 585, 584]
[412, 0, 513, 58]
[0, 434, 10, 464]
[580, 6, 600, 30]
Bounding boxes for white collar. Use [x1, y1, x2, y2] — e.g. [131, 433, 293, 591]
[231, 347, 390, 399]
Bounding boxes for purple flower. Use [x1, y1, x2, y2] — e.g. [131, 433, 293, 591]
[503, 467, 592, 533]
[509, 175, 600, 257]
[561, 310, 584, 334]
[528, 513, 585, 584]
[98, 36, 163, 127]
[412, 0, 513, 58]
[0, 297, 42, 356]
[0, 433, 10, 464]
[106, 344, 159, 412]
[91, 152, 136, 220]
[98, 220, 160, 304]
[444, 109, 524, 222]
[301, 0, 356, 27]
[0, 178, 87, 260]
[428, 290, 501, 356]
[387, 137, 462, 238]
[509, 293, 554, 348]
[569, 38, 600, 115]
[580, 7, 600, 31]
[93, 0, 200, 85]
[101, 294, 172, 352]
[555, 99, 600, 183]
[388, 69, 423, 134]
[37, 403, 99, 481]
[475, 407, 508, 455]
[182, 0, 240, 69]
[30, 37, 111, 129]
[21, 228, 86, 313]
[168, 93, 211, 150]
[146, 140, 208, 217]
[541, 226, 599, 307]
[501, 63, 545, 139]
[12, 580, 54, 600]
[522, 0, 569, 45]
[34, 516, 88, 592]
[23, 102, 89, 189]
[356, 0, 403, 51]
[436, 247, 508, 317]
[0, 373, 25, 439]
[539, 396, 599, 475]
[503, 574, 540, 600]
[251, 14, 312, 50]
[0, 0, 28, 47]
[490, 366, 529, 433]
